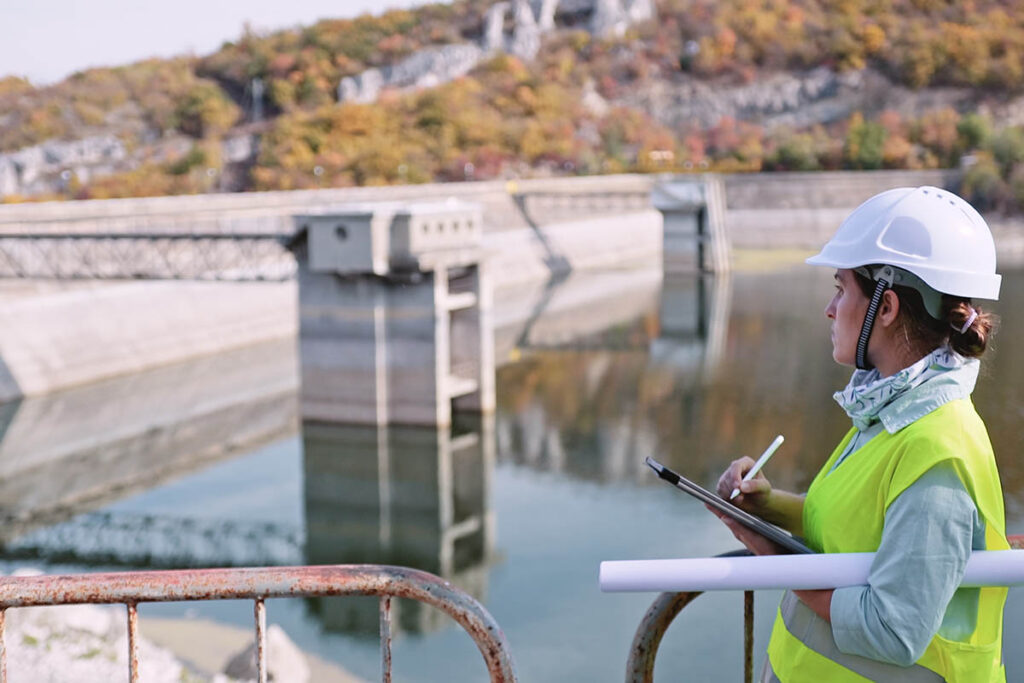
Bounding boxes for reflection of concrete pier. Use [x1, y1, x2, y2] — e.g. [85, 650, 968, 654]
[0, 339, 298, 544]
[494, 267, 732, 482]
[649, 273, 732, 382]
[303, 419, 494, 634]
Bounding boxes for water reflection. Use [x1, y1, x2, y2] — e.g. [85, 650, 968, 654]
[0, 339, 298, 549]
[651, 274, 732, 381]
[302, 418, 494, 635]
[495, 266, 1024, 519]
[0, 264, 1020, 679]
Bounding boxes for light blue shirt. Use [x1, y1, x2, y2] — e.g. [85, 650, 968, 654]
[826, 357, 985, 666]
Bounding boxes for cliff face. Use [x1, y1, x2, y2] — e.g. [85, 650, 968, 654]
[4, 0, 1024, 201]
[0, 132, 259, 199]
[0, 0, 659, 199]
[335, 0, 654, 103]
[621, 66, 979, 132]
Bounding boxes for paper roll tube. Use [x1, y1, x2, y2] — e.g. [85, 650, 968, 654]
[599, 550, 1024, 593]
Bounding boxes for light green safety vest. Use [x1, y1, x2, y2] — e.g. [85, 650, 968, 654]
[765, 398, 1009, 683]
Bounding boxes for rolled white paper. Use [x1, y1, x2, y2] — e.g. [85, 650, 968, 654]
[600, 550, 1024, 593]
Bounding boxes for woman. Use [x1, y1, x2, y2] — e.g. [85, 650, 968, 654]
[714, 186, 1009, 682]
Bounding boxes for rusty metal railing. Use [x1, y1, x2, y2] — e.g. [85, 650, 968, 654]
[0, 564, 517, 683]
[626, 549, 753, 683]
[626, 536, 1024, 682]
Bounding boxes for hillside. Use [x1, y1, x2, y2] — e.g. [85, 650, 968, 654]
[4, 0, 1024, 211]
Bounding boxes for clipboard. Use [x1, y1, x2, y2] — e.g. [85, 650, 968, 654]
[645, 456, 815, 555]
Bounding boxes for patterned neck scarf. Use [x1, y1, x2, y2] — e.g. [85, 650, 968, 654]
[833, 347, 979, 432]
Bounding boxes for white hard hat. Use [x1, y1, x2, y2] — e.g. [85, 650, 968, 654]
[806, 186, 1001, 300]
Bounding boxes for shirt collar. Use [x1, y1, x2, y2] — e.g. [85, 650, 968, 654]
[833, 347, 978, 433]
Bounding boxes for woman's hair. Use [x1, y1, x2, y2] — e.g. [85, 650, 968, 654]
[853, 270, 998, 358]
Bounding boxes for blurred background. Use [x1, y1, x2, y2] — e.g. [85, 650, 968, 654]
[1, 1, 1023, 681]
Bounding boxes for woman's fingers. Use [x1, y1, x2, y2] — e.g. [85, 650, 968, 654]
[740, 476, 771, 495]
[717, 456, 756, 498]
[721, 517, 783, 556]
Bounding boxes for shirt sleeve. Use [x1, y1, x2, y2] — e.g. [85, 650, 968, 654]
[829, 460, 977, 666]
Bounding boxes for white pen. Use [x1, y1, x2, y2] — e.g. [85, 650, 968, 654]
[729, 434, 785, 500]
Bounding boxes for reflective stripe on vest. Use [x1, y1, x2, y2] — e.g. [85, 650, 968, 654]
[777, 591, 944, 682]
[759, 657, 781, 683]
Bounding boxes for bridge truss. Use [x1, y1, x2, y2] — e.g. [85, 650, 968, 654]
[0, 233, 296, 281]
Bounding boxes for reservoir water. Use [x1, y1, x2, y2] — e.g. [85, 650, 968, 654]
[1, 263, 1022, 681]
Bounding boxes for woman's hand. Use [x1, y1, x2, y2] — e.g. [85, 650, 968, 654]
[705, 504, 786, 555]
[713, 457, 807, 537]
[716, 456, 773, 515]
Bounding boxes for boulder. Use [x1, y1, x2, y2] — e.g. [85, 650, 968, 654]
[222, 624, 311, 683]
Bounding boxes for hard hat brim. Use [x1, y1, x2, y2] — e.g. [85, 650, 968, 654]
[806, 253, 1001, 300]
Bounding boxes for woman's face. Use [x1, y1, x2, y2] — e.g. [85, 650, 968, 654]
[825, 269, 870, 366]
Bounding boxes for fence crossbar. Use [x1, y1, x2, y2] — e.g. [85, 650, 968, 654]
[0, 564, 516, 683]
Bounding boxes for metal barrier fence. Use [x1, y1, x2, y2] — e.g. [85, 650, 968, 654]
[626, 536, 1024, 683]
[0, 564, 517, 683]
[0, 233, 295, 281]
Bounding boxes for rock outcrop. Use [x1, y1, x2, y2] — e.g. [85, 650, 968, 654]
[623, 66, 975, 131]
[509, 0, 542, 61]
[0, 135, 126, 197]
[4, 600, 194, 682]
[590, 0, 654, 38]
[590, 0, 629, 38]
[0, 569, 318, 683]
[484, 2, 510, 52]
[338, 43, 484, 104]
[0, 132, 258, 198]
[337, 0, 657, 104]
[535, 0, 559, 30]
[223, 624, 311, 683]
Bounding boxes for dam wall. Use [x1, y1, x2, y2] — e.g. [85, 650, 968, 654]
[2, 168, 1019, 400]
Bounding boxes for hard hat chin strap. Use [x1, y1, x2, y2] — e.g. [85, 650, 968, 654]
[855, 266, 895, 371]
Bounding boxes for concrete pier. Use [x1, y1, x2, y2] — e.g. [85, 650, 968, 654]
[652, 175, 730, 275]
[295, 202, 494, 427]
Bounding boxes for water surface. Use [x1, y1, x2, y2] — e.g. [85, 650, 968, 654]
[1, 264, 1022, 681]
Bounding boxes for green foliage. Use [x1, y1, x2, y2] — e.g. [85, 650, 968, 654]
[166, 145, 207, 175]
[957, 113, 992, 151]
[911, 107, 960, 166]
[843, 113, 887, 170]
[0, 76, 33, 96]
[251, 54, 595, 188]
[13, 0, 1024, 203]
[1008, 164, 1024, 209]
[173, 81, 240, 137]
[197, 3, 475, 111]
[989, 128, 1024, 174]
[657, 0, 1024, 91]
[961, 152, 1006, 212]
[766, 130, 820, 171]
[0, 58, 237, 151]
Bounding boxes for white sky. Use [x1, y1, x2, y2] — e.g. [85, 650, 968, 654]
[0, 0, 437, 85]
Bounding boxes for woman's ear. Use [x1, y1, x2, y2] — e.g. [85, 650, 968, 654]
[877, 289, 901, 328]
